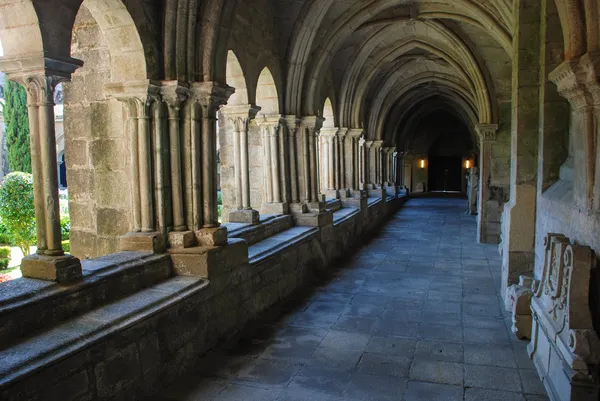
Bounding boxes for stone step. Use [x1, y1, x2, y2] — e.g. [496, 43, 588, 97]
[0, 252, 172, 345]
[326, 199, 343, 212]
[247, 226, 318, 265]
[0, 276, 207, 390]
[226, 214, 294, 246]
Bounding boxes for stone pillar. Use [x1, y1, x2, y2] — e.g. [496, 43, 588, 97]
[1, 58, 84, 282]
[477, 124, 499, 243]
[370, 140, 386, 198]
[299, 116, 325, 211]
[320, 128, 339, 199]
[106, 80, 166, 252]
[258, 115, 288, 215]
[336, 128, 349, 195]
[160, 82, 198, 249]
[187, 82, 234, 246]
[347, 129, 363, 193]
[222, 104, 261, 224]
[282, 117, 301, 208]
[500, 0, 541, 299]
[360, 138, 371, 190]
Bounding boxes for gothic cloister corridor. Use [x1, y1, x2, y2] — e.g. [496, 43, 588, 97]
[149, 197, 546, 401]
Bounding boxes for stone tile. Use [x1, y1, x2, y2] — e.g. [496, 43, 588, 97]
[289, 366, 351, 396]
[235, 358, 302, 386]
[271, 326, 328, 348]
[427, 290, 463, 302]
[414, 341, 463, 363]
[342, 372, 408, 401]
[404, 381, 464, 401]
[386, 299, 424, 311]
[464, 365, 522, 392]
[366, 336, 416, 357]
[462, 315, 506, 330]
[464, 388, 525, 401]
[420, 312, 462, 327]
[260, 344, 316, 363]
[419, 323, 463, 342]
[332, 316, 379, 334]
[409, 359, 464, 385]
[305, 302, 349, 315]
[320, 330, 370, 350]
[382, 308, 422, 322]
[356, 352, 412, 377]
[214, 384, 281, 401]
[424, 300, 461, 314]
[464, 344, 517, 368]
[343, 303, 385, 318]
[463, 302, 502, 317]
[464, 327, 510, 344]
[351, 294, 389, 306]
[374, 319, 419, 338]
[307, 347, 363, 371]
[519, 369, 546, 395]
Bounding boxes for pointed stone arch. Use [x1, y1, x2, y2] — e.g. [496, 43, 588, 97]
[256, 67, 279, 117]
[226, 50, 249, 106]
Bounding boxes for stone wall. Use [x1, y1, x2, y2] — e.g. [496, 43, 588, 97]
[0, 197, 404, 401]
[64, 5, 133, 259]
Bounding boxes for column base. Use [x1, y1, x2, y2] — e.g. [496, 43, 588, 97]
[338, 188, 351, 198]
[290, 202, 309, 214]
[384, 185, 397, 197]
[168, 230, 197, 249]
[368, 188, 386, 198]
[121, 232, 165, 253]
[341, 196, 367, 210]
[229, 209, 260, 224]
[169, 238, 248, 279]
[308, 201, 326, 213]
[325, 189, 339, 199]
[261, 202, 289, 215]
[21, 254, 82, 283]
[293, 210, 333, 227]
[196, 226, 228, 246]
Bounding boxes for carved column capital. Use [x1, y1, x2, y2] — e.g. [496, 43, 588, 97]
[336, 127, 349, 138]
[160, 80, 189, 118]
[550, 59, 595, 110]
[347, 128, 364, 138]
[189, 81, 235, 117]
[301, 116, 325, 132]
[106, 80, 162, 117]
[476, 124, 499, 143]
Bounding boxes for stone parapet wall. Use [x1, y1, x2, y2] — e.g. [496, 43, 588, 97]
[0, 198, 405, 401]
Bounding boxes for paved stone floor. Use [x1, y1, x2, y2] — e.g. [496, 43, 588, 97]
[152, 197, 548, 401]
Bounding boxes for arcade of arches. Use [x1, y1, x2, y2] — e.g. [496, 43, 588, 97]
[0, 0, 599, 400]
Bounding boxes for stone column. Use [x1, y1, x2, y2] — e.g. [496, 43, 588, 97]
[360, 137, 370, 190]
[369, 140, 385, 198]
[161, 82, 197, 249]
[477, 125, 498, 242]
[500, 0, 541, 299]
[347, 129, 363, 193]
[222, 104, 261, 224]
[258, 115, 288, 215]
[300, 116, 325, 211]
[283, 117, 301, 206]
[106, 81, 165, 252]
[188, 82, 234, 246]
[320, 128, 339, 199]
[337, 128, 349, 195]
[1, 59, 84, 282]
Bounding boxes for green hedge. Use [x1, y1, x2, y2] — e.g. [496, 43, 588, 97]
[0, 247, 11, 259]
[62, 240, 70, 253]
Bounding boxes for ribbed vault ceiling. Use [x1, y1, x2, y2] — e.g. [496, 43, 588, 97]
[272, 0, 513, 149]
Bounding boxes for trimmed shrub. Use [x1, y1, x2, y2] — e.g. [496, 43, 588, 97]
[62, 240, 70, 254]
[61, 213, 70, 241]
[0, 259, 8, 270]
[0, 172, 36, 256]
[0, 247, 11, 259]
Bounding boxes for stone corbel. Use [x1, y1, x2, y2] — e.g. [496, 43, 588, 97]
[550, 57, 598, 209]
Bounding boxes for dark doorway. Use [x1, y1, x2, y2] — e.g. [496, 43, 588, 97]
[428, 156, 462, 192]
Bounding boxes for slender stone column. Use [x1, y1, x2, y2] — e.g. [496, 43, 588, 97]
[300, 117, 325, 208]
[372, 140, 384, 187]
[476, 125, 498, 243]
[221, 105, 261, 224]
[187, 82, 234, 245]
[347, 129, 363, 192]
[360, 138, 370, 189]
[106, 80, 165, 252]
[161, 82, 189, 232]
[320, 128, 338, 198]
[257, 115, 288, 214]
[283, 117, 300, 204]
[337, 128, 349, 192]
[0, 55, 83, 282]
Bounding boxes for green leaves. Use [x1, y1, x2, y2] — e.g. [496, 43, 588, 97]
[0, 172, 35, 256]
[4, 81, 31, 174]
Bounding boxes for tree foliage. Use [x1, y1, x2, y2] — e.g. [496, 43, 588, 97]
[4, 81, 31, 173]
[0, 172, 36, 256]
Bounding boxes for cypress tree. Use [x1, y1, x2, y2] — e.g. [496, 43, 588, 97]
[4, 80, 31, 173]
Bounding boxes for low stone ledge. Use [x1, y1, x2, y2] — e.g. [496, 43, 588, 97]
[0, 276, 208, 396]
[248, 226, 319, 265]
[0, 252, 171, 345]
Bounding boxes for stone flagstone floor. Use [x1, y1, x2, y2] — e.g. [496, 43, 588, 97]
[150, 197, 548, 401]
